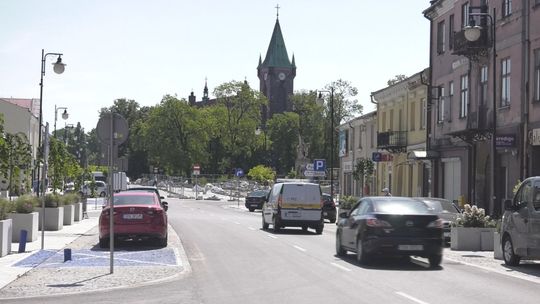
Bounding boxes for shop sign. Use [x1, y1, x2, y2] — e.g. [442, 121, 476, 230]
[495, 134, 516, 148]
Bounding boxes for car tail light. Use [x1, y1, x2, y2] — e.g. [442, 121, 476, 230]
[427, 218, 443, 228]
[101, 210, 117, 218]
[366, 217, 392, 228]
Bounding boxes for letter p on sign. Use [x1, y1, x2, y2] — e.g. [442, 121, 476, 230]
[314, 159, 326, 172]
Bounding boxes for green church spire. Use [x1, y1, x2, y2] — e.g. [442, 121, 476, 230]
[262, 19, 292, 68]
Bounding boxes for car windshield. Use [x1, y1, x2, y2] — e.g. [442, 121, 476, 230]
[374, 200, 431, 214]
[423, 200, 459, 213]
[113, 195, 155, 206]
[249, 190, 268, 196]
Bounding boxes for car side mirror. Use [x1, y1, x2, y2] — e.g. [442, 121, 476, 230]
[160, 196, 165, 199]
[339, 211, 349, 219]
[504, 199, 514, 211]
[162, 201, 169, 212]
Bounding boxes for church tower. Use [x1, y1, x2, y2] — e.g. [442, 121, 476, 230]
[257, 10, 296, 121]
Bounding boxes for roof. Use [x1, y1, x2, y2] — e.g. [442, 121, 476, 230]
[261, 19, 292, 68]
[0, 98, 40, 118]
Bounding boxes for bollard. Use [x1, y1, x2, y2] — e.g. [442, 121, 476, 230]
[64, 248, 72, 262]
[18, 230, 28, 253]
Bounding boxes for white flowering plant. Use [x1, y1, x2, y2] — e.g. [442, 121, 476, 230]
[453, 204, 497, 228]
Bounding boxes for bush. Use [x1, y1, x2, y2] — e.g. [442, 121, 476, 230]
[62, 193, 79, 205]
[0, 198, 12, 220]
[453, 204, 497, 228]
[339, 196, 358, 210]
[14, 195, 37, 213]
[42, 193, 62, 208]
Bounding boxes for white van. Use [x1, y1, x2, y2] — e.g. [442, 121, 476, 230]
[262, 182, 324, 234]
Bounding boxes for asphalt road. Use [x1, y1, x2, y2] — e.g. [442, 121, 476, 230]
[4, 197, 540, 304]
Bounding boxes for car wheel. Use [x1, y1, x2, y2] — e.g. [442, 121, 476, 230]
[328, 217, 336, 224]
[157, 234, 168, 248]
[273, 216, 280, 233]
[248, 208, 255, 212]
[503, 235, 521, 266]
[262, 215, 269, 230]
[356, 237, 370, 264]
[100, 191, 106, 197]
[301, 226, 308, 232]
[99, 237, 109, 249]
[428, 255, 442, 268]
[336, 231, 346, 256]
[315, 225, 323, 235]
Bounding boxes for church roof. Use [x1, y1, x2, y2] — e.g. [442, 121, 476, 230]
[262, 19, 292, 68]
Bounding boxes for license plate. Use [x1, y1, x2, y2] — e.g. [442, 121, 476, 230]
[398, 245, 423, 251]
[123, 214, 143, 220]
[286, 211, 301, 218]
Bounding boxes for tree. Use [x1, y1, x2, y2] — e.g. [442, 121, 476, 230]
[290, 91, 325, 161]
[352, 158, 374, 195]
[247, 165, 275, 184]
[267, 112, 299, 175]
[0, 132, 32, 196]
[387, 74, 407, 86]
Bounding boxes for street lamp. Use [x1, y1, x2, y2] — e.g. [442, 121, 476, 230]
[36, 50, 66, 200]
[54, 105, 69, 138]
[318, 87, 335, 199]
[464, 7, 497, 215]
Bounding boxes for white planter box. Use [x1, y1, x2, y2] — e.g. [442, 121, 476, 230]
[63, 205, 75, 226]
[8, 212, 38, 242]
[36, 207, 64, 231]
[494, 232, 503, 259]
[74, 202, 83, 221]
[451, 227, 496, 251]
[0, 219, 12, 257]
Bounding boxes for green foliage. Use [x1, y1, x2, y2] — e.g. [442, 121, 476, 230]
[512, 179, 522, 195]
[247, 165, 276, 184]
[43, 193, 62, 208]
[286, 168, 297, 178]
[267, 112, 300, 175]
[0, 132, 32, 196]
[14, 195, 37, 213]
[61, 193, 80, 205]
[339, 196, 358, 210]
[0, 197, 12, 220]
[352, 158, 374, 182]
[453, 204, 497, 228]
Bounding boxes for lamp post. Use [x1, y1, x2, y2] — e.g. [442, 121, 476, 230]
[318, 87, 335, 199]
[54, 105, 69, 138]
[37, 49, 66, 199]
[464, 7, 497, 214]
[255, 125, 267, 165]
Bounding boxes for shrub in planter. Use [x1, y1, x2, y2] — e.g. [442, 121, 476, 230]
[451, 204, 497, 251]
[0, 197, 12, 220]
[62, 193, 79, 205]
[339, 196, 358, 210]
[453, 204, 497, 228]
[14, 195, 37, 213]
[43, 193, 62, 208]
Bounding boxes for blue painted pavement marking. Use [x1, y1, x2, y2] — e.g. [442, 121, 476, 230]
[14, 248, 178, 268]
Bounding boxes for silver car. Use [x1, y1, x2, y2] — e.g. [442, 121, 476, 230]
[414, 197, 461, 244]
[501, 176, 540, 266]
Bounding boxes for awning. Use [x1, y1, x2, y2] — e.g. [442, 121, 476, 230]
[407, 150, 439, 160]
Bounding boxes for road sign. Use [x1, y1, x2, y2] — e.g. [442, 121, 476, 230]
[193, 164, 200, 176]
[314, 159, 326, 172]
[235, 168, 244, 177]
[96, 113, 129, 146]
[304, 170, 326, 177]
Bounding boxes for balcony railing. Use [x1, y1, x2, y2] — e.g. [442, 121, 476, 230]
[377, 131, 407, 152]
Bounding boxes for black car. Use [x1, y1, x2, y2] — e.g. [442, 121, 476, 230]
[245, 190, 269, 212]
[322, 193, 337, 223]
[414, 197, 461, 244]
[336, 196, 444, 267]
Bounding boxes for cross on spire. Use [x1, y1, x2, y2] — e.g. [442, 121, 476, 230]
[275, 4, 280, 19]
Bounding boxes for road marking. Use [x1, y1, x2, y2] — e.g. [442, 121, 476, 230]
[330, 262, 352, 272]
[267, 235, 277, 239]
[233, 221, 241, 225]
[247, 227, 256, 231]
[293, 245, 306, 252]
[396, 292, 430, 304]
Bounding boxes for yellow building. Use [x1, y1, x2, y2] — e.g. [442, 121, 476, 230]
[371, 69, 430, 197]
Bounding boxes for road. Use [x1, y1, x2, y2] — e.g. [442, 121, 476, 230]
[4, 197, 540, 304]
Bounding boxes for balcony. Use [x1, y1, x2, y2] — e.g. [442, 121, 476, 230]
[452, 28, 491, 59]
[377, 131, 407, 153]
[447, 105, 491, 144]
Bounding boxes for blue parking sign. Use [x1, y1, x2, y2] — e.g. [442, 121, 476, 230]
[314, 159, 326, 172]
[235, 168, 244, 177]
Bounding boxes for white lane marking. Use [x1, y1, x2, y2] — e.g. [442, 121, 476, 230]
[247, 227, 256, 231]
[396, 292, 430, 304]
[444, 256, 540, 285]
[267, 235, 278, 239]
[293, 245, 306, 252]
[330, 262, 352, 272]
[233, 221, 241, 225]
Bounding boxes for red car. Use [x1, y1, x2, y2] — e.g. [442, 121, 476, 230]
[99, 191, 168, 248]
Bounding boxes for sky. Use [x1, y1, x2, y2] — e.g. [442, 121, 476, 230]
[0, 0, 431, 132]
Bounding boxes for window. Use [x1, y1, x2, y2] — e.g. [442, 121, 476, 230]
[438, 86, 445, 123]
[421, 98, 426, 129]
[460, 74, 469, 118]
[437, 20, 446, 54]
[501, 58, 511, 107]
[534, 49, 540, 102]
[390, 109, 394, 130]
[449, 81, 454, 121]
[480, 65, 488, 105]
[449, 15, 454, 50]
[358, 127, 363, 149]
[502, 0, 512, 18]
[462, 2, 470, 27]
[410, 102, 416, 131]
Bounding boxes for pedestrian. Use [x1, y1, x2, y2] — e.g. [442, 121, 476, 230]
[381, 188, 392, 196]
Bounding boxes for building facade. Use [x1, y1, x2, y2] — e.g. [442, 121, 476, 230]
[424, 0, 540, 215]
[371, 69, 430, 197]
[338, 111, 378, 198]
